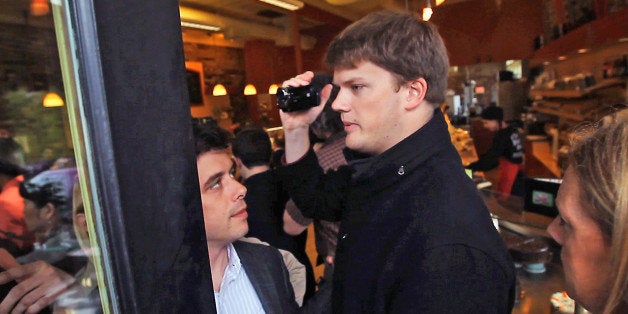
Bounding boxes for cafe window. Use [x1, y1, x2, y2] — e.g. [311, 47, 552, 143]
[0, 1, 109, 311]
[1, 0, 214, 312]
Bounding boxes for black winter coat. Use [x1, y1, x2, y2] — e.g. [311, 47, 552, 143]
[279, 110, 515, 313]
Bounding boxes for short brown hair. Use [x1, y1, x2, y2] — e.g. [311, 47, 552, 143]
[325, 10, 449, 106]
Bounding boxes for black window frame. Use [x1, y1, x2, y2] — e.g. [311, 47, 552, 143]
[63, 0, 215, 311]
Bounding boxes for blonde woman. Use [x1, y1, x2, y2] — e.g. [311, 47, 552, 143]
[547, 118, 627, 313]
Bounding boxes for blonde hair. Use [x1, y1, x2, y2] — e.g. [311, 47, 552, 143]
[568, 119, 627, 313]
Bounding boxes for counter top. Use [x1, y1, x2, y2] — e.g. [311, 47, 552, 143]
[479, 188, 554, 238]
[479, 188, 569, 314]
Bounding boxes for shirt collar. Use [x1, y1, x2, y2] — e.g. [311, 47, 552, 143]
[223, 243, 243, 284]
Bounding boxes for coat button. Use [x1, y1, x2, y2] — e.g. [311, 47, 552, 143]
[341, 233, 347, 239]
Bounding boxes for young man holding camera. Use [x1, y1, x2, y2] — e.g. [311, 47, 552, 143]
[278, 10, 515, 313]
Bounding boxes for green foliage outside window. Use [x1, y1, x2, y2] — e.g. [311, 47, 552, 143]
[2, 88, 72, 163]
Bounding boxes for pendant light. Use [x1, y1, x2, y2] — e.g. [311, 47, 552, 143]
[422, 0, 433, 21]
[43, 92, 64, 107]
[30, 0, 50, 16]
[244, 84, 257, 95]
[268, 84, 279, 95]
[212, 84, 227, 96]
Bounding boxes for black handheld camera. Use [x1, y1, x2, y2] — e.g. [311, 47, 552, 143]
[277, 73, 337, 112]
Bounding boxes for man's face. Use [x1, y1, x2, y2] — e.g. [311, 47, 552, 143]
[196, 149, 248, 248]
[331, 61, 409, 155]
[547, 167, 612, 312]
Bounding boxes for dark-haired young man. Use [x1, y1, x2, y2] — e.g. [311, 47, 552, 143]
[231, 127, 316, 302]
[279, 10, 515, 313]
[192, 122, 299, 313]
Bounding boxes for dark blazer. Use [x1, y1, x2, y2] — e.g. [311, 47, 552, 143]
[233, 241, 299, 314]
[279, 110, 515, 313]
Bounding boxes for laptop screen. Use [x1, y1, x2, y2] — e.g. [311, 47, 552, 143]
[524, 177, 562, 217]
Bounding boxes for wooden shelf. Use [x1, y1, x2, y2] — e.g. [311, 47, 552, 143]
[529, 78, 626, 99]
[532, 99, 602, 122]
[530, 77, 626, 122]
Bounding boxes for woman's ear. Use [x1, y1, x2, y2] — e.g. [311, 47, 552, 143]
[405, 77, 428, 110]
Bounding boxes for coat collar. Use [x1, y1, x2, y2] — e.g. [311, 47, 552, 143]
[345, 109, 453, 186]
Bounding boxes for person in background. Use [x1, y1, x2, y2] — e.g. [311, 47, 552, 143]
[270, 132, 285, 169]
[0, 160, 33, 256]
[547, 119, 627, 314]
[278, 10, 514, 313]
[0, 167, 82, 313]
[15, 168, 80, 270]
[52, 181, 101, 313]
[192, 121, 299, 313]
[283, 102, 346, 283]
[0, 129, 26, 168]
[231, 126, 316, 302]
[466, 105, 524, 197]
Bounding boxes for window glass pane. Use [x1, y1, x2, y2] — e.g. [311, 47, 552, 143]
[0, 1, 105, 312]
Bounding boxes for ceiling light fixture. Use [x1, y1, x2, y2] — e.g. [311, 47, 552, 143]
[30, 0, 50, 16]
[257, 0, 304, 11]
[43, 92, 64, 107]
[181, 21, 221, 32]
[213, 84, 227, 96]
[422, 1, 433, 21]
[268, 84, 279, 95]
[244, 84, 258, 95]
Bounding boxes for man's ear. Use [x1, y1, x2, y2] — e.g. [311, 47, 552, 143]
[405, 77, 428, 110]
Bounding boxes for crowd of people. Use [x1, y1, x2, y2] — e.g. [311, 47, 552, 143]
[1, 8, 626, 314]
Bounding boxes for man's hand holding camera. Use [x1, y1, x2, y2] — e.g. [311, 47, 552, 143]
[278, 71, 336, 163]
